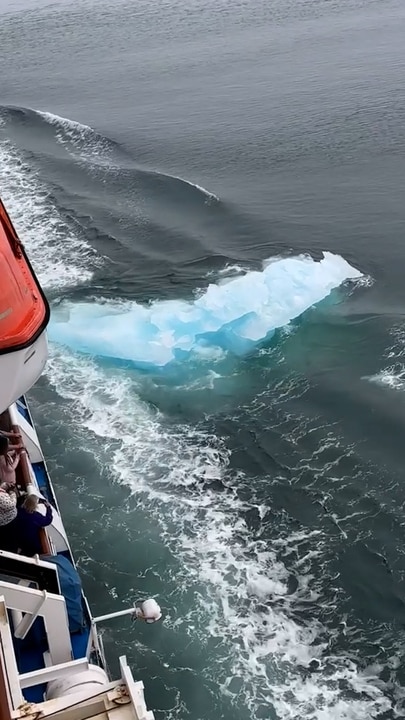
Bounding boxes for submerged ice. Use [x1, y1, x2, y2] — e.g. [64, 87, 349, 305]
[49, 252, 362, 367]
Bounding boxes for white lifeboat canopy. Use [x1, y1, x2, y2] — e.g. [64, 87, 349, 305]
[0, 198, 50, 414]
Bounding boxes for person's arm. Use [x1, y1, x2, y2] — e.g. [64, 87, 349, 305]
[8, 452, 20, 471]
[34, 501, 53, 527]
[1, 430, 24, 449]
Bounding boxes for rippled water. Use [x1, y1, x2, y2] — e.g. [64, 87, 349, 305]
[1, 1, 405, 718]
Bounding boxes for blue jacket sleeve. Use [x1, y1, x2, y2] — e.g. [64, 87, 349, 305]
[33, 505, 53, 527]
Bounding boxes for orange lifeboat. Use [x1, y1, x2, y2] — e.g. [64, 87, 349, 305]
[0, 199, 49, 353]
[0, 198, 49, 414]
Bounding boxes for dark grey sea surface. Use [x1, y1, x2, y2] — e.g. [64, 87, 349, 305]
[1, 1, 405, 717]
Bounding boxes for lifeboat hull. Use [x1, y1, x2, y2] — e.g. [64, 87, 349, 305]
[0, 198, 50, 413]
[0, 330, 48, 413]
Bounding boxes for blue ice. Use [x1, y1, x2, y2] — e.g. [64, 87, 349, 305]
[49, 252, 362, 368]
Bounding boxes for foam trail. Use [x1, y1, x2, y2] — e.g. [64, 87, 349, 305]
[0, 136, 98, 289]
[364, 325, 405, 392]
[49, 252, 362, 367]
[37, 110, 94, 135]
[36, 109, 114, 164]
[44, 346, 397, 720]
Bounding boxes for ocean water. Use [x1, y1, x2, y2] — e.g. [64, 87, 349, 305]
[1, 1, 405, 718]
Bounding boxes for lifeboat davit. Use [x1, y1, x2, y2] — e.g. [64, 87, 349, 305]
[0, 198, 50, 414]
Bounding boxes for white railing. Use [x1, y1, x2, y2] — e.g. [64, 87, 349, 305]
[0, 581, 72, 665]
[0, 593, 155, 720]
[119, 656, 155, 720]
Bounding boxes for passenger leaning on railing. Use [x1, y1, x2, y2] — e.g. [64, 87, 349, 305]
[0, 432, 24, 487]
[0, 433, 26, 552]
[16, 495, 53, 556]
[0, 433, 53, 556]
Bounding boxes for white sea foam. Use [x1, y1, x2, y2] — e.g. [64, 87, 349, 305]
[161, 171, 219, 201]
[206, 263, 249, 279]
[37, 110, 94, 135]
[36, 109, 113, 165]
[365, 325, 405, 392]
[0, 137, 98, 288]
[366, 368, 405, 390]
[49, 252, 362, 367]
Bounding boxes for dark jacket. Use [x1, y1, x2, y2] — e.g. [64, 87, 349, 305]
[16, 502, 53, 556]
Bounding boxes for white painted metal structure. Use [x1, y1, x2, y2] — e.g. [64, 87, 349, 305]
[0, 591, 154, 720]
[0, 331, 48, 416]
